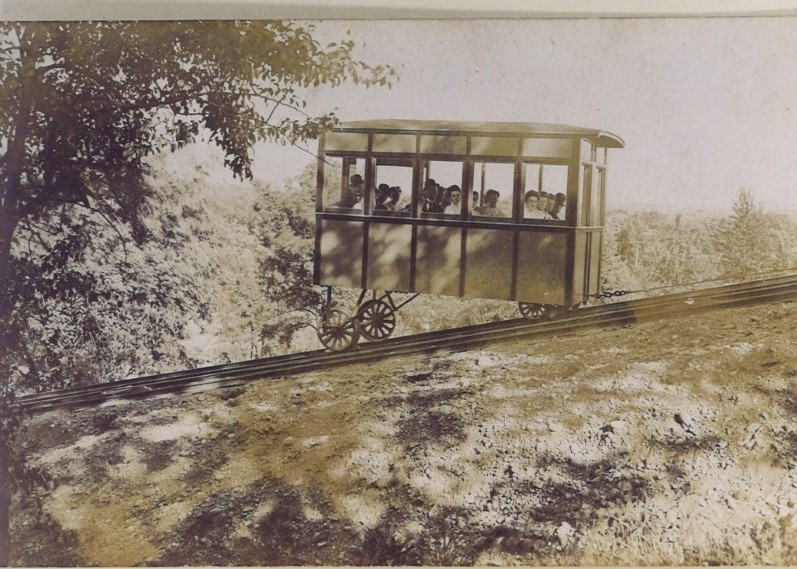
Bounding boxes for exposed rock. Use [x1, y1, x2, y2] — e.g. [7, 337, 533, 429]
[556, 522, 576, 547]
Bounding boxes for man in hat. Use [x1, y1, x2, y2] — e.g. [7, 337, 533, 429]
[421, 178, 443, 213]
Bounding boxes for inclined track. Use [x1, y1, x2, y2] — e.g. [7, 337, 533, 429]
[17, 273, 797, 414]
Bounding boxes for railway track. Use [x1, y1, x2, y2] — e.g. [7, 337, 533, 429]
[17, 273, 797, 415]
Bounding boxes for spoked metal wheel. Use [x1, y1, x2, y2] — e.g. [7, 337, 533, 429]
[317, 308, 360, 352]
[357, 299, 397, 342]
[519, 302, 551, 320]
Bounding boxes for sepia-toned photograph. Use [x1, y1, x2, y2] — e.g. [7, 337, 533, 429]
[2, 9, 797, 566]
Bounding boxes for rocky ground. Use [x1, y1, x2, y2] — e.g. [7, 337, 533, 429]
[10, 299, 797, 565]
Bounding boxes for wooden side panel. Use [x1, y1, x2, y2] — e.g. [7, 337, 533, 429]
[373, 134, 416, 154]
[318, 218, 363, 288]
[470, 136, 519, 157]
[325, 132, 369, 153]
[416, 225, 461, 296]
[464, 228, 514, 300]
[522, 138, 573, 159]
[420, 135, 467, 155]
[366, 222, 413, 291]
[588, 231, 602, 296]
[515, 231, 567, 305]
[572, 231, 588, 301]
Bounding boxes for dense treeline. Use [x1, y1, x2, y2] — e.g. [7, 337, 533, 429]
[602, 189, 797, 297]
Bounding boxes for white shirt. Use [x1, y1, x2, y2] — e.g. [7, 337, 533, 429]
[525, 208, 550, 219]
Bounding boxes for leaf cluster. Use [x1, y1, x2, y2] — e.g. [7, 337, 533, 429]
[1, 163, 215, 394]
[0, 20, 396, 257]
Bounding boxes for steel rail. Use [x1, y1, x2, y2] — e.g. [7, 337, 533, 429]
[17, 273, 797, 415]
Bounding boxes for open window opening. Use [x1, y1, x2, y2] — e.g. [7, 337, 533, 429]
[323, 156, 365, 212]
[417, 160, 465, 217]
[471, 161, 514, 220]
[373, 158, 413, 216]
[522, 163, 568, 222]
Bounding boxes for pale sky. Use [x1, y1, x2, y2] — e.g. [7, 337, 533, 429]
[249, 17, 797, 213]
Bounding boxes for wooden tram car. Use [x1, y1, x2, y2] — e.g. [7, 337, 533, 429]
[313, 120, 624, 351]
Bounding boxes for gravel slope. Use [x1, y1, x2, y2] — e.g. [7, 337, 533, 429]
[11, 299, 797, 565]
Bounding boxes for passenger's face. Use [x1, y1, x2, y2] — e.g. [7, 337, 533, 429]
[525, 196, 537, 210]
[537, 196, 548, 211]
[485, 193, 498, 207]
[450, 191, 461, 204]
[424, 185, 436, 200]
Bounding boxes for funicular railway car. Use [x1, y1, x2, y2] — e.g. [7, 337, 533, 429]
[313, 120, 624, 351]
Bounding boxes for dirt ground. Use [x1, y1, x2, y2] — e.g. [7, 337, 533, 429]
[10, 299, 797, 566]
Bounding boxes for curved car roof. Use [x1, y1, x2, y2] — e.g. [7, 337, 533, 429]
[335, 119, 625, 149]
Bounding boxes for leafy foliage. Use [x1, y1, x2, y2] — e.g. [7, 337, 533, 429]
[5, 162, 214, 392]
[251, 164, 323, 352]
[604, 211, 719, 292]
[0, 21, 395, 564]
[602, 193, 797, 295]
[0, 20, 395, 387]
[712, 189, 788, 281]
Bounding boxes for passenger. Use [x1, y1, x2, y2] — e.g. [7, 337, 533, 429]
[550, 192, 567, 220]
[443, 185, 462, 214]
[476, 189, 506, 217]
[524, 190, 547, 219]
[435, 183, 449, 212]
[421, 178, 443, 213]
[386, 186, 402, 211]
[374, 183, 390, 211]
[332, 174, 364, 208]
[545, 192, 557, 215]
[537, 191, 553, 219]
[469, 190, 480, 214]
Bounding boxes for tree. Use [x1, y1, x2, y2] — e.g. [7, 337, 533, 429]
[603, 209, 722, 295]
[713, 189, 777, 281]
[0, 21, 395, 564]
[252, 162, 323, 352]
[6, 168, 215, 393]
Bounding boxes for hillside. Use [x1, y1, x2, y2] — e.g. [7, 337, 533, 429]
[11, 299, 797, 566]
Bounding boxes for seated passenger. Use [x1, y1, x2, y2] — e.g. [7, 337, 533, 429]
[524, 190, 547, 219]
[386, 186, 403, 211]
[435, 183, 449, 212]
[476, 189, 506, 217]
[331, 174, 364, 209]
[421, 178, 443, 213]
[550, 192, 566, 220]
[374, 183, 390, 211]
[443, 185, 462, 214]
[545, 192, 556, 215]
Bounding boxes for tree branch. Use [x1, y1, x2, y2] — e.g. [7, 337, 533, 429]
[66, 199, 129, 262]
[263, 91, 289, 126]
[115, 91, 205, 114]
[292, 143, 324, 163]
[251, 88, 311, 119]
